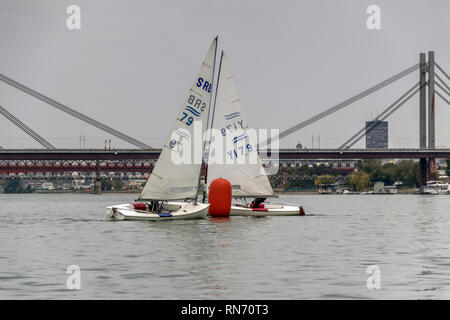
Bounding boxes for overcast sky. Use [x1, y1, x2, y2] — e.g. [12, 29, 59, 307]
[0, 0, 449, 149]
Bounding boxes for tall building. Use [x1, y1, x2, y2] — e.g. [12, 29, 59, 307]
[365, 120, 388, 148]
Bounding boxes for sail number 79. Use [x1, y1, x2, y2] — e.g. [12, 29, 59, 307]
[179, 112, 193, 126]
[227, 144, 253, 160]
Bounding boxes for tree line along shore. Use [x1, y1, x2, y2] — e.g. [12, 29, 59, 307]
[1, 159, 449, 194]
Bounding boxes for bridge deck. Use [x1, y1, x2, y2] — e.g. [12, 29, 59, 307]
[1, 148, 450, 160]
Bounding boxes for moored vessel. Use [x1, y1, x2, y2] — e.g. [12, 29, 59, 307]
[421, 180, 450, 195]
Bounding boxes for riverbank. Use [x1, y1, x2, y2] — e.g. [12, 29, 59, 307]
[275, 188, 420, 195]
[3, 189, 141, 195]
[0, 188, 422, 195]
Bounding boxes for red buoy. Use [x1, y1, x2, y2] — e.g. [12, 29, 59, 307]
[208, 178, 232, 217]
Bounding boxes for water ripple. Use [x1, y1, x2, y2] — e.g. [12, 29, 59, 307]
[1, 193, 450, 299]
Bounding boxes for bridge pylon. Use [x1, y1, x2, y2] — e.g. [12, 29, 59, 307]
[419, 52, 427, 186]
[427, 51, 436, 182]
[418, 51, 438, 186]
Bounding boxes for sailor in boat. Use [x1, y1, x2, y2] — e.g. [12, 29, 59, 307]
[146, 201, 158, 212]
[250, 198, 266, 208]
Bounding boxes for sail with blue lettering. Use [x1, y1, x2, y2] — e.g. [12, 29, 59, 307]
[139, 38, 217, 200]
[206, 52, 274, 197]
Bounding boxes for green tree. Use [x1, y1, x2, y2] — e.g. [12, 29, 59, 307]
[358, 159, 419, 187]
[347, 171, 370, 191]
[3, 179, 31, 193]
[446, 159, 450, 177]
[112, 180, 124, 190]
[101, 179, 113, 191]
[314, 175, 336, 186]
[396, 160, 419, 187]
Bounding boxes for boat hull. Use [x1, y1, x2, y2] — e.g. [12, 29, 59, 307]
[106, 201, 209, 221]
[228, 204, 304, 217]
[421, 181, 450, 195]
[421, 188, 444, 195]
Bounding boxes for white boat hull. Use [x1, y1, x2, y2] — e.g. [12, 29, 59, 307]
[106, 201, 209, 221]
[421, 181, 450, 195]
[228, 204, 304, 217]
[421, 188, 442, 195]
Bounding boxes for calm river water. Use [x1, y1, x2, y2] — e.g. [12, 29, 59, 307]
[1, 193, 450, 299]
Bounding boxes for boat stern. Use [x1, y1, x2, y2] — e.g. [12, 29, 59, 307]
[106, 204, 131, 221]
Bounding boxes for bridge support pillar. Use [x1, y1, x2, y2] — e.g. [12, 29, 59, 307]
[427, 158, 436, 182]
[94, 159, 102, 194]
[94, 179, 102, 194]
[419, 158, 427, 187]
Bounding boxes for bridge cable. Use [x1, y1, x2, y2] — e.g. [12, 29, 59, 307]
[0, 107, 55, 149]
[345, 87, 421, 149]
[339, 82, 420, 149]
[259, 63, 420, 148]
[0, 105, 56, 149]
[0, 72, 152, 149]
[436, 62, 450, 81]
[436, 89, 450, 105]
[435, 74, 450, 94]
[435, 71, 450, 90]
[0, 109, 55, 149]
[343, 81, 425, 149]
[435, 81, 450, 97]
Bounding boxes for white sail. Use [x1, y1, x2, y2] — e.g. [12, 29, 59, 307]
[139, 38, 217, 200]
[207, 52, 274, 197]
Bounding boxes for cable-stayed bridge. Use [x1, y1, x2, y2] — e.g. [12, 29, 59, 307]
[1, 51, 449, 186]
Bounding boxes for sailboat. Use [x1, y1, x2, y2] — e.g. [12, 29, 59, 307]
[206, 52, 304, 216]
[106, 38, 217, 221]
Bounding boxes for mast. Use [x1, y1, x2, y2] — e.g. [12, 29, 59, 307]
[196, 38, 218, 200]
[203, 37, 219, 152]
[202, 50, 224, 202]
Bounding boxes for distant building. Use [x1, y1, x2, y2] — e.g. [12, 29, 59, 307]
[41, 182, 55, 190]
[373, 181, 398, 194]
[366, 120, 388, 148]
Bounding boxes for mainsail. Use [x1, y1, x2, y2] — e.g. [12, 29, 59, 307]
[139, 38, 217, 200]
[207, 52, 274, 197]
